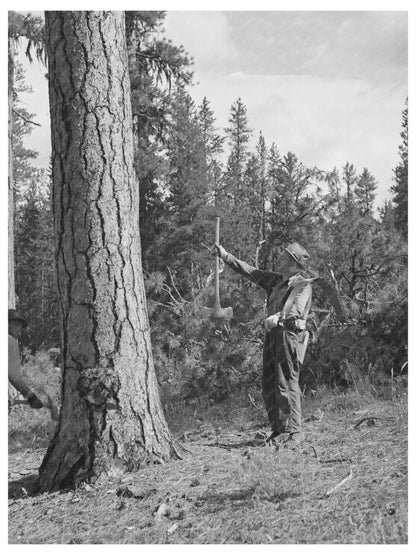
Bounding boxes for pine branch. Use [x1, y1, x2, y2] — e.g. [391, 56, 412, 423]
[12, 109, 40, 127]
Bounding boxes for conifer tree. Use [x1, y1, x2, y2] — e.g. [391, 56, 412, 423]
[40, 10, 182, 491]
[222, 98, 254, 261]
[354, 168, 378, 215]
[266, 151, 325, 266]
[324, 167, 342, 220]
[256, 132, 268, 248]
[12, 62, 39, 189]
[15, 171, 59, 350]
[241, 153, 263, 265]
[390, 99, 408, 239]
[243, 133, 269, 267]
[342, 161, 357, 205]
[197, 96, 224, 205]
[224, 98, 253, 193]
[125, 11, 193, 270]
[8, 11, 45, 309]
[163, 87, 212, 293]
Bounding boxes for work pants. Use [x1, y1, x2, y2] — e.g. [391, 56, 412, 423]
[262, 327, 302, 434]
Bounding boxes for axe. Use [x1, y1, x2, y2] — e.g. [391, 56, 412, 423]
[9, 393, 59, 421]
[200, 216, 233, 322]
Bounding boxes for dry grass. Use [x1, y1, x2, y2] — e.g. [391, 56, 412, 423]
[8, 387, 407, 544]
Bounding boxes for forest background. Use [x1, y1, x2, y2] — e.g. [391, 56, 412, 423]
[8, 9, 408, 410]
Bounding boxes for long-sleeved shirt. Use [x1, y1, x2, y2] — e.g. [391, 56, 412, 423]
[222, 250, 312, 320]
[8, 334, 31, 398]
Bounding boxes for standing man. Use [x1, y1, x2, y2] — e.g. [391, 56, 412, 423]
[8, 309, 43, 409]
[214, 242, 312, 447]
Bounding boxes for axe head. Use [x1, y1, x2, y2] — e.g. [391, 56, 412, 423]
[200, 305, 233, 321]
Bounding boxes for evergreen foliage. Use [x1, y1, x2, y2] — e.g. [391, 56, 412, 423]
[12, 61, 39, 187]
[12, 12, 407, 404]
[126, 11, 193, 270]
[8, 11, 45, 63]
[354, 168, 378, 216]
[15, 171, 59, 351]
[221, 98, 255, 262]
[390, 99, 408, 239]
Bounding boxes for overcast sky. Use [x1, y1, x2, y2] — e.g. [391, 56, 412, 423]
[16, 10, 408, 208]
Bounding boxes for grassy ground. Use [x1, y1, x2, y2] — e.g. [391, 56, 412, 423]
[8, 386, 407, 544]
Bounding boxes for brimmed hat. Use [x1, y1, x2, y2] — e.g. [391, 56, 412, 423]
[284, 243, 310, 268]
[8, 308, 28, 328]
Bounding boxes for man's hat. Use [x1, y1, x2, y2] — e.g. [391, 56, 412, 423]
[8, 308, 28, 328]
[284, 243, 310, 268]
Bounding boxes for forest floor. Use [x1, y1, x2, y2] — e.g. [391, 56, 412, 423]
[8, 387, 408, 545]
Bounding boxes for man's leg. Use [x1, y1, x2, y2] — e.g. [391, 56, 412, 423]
[282, 331, 304, 445]
[262, 329, 295, 438]
[262, 333, 289, 436]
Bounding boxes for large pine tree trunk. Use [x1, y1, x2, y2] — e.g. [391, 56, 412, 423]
[8, 38, 16, 309]
[39, 11, 183, 491]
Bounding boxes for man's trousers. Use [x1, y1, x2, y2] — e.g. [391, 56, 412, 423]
[262, 327, 302, 434]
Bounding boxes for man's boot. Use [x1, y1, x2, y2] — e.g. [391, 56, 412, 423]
[266, 430, 290, 445]
[284, 431, 305, 448]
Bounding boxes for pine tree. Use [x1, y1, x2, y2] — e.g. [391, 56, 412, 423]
[324, 167, 342, 220]
[163, 87, 212, 293]
[12, 61, 39, 191]
[256, 132, 268, 248]
[342, 161, 357, 205]
[242, 133, 269, 267]
[8, 11, 45, 309]
[224, 98, 253, 193]
[40, 11, 183, 491]
[125, 11, 193, 270]
[378, 200, 396, 232]
[266, 151, 325, 266]
[15, 170, 59, 351]
[390, 99, 408, 238]
[241, 153, 262, 265]
[222, 98, 254, 261]
[354, 168, 377, 216]
[197, 96, 224, 205]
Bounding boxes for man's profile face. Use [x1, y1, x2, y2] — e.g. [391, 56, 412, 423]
[276, 250, 300, 276]
[9, 320, 24, 340]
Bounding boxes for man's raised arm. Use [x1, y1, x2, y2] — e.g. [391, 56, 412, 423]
[215, 244, 278, 292]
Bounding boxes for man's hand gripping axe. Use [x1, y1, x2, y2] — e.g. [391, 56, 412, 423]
[200, 216, 233, 322]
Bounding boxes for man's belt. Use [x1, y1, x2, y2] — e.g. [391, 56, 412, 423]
[278, 318, 306, 332]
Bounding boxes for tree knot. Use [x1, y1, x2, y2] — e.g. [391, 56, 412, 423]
[78, 367, 119, 406]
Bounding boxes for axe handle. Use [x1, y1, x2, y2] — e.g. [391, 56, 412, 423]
[214, 216, 221, 309]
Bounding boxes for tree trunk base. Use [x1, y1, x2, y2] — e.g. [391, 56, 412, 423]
[38, 404, 187, 492]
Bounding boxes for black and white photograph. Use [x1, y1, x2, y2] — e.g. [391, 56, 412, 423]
[6, 3, 409, 546]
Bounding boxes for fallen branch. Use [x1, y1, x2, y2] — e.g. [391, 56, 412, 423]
[353, 416, 378, 429]
[325, 468, 353, 497]
[320, 457, 353, 464]
[202, 442, 232, 451]
[311, 445, 319, 459]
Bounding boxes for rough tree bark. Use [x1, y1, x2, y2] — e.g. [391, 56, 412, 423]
[8, 37, 16, 309]
[39, 11, 183, 491]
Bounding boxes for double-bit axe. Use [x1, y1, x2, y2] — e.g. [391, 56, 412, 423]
[200, 216, 233, 322]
